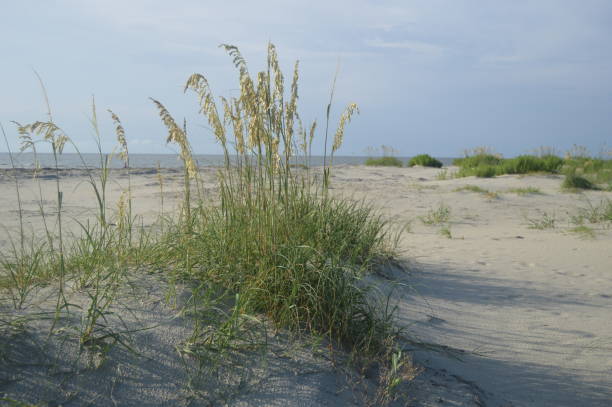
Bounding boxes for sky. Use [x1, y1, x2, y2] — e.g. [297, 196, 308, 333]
[1, 0, 611, 157]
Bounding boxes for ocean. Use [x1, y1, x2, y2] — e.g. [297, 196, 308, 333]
[0, 153, 456, 169]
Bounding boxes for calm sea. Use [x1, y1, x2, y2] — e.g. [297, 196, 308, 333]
[0, 152, 455, 169]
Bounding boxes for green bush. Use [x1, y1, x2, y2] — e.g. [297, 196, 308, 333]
[365, 156, 403, 167]
[408, 154, 442, 168]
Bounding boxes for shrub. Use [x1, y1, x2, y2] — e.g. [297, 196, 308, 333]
[408, 154, 442, 168]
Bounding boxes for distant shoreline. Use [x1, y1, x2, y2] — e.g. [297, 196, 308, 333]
[0, 152, 457, 169]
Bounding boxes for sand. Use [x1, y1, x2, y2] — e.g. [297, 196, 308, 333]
[1, 165, 611, 406]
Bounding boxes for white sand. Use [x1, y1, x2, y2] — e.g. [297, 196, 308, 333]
[1, 165, 611, 406]
[331, 165, 612, 406]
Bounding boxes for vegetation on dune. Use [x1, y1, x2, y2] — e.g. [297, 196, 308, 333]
[507, 186, 542, 195]
[453, 146, 611, 190]
[365, 156, 403, 167]
[407, 154, 442, 168]
[562, 173, 597, 191]
[0, 44, 412, 405]
[455, 154, 564, 178]
[365, 145, 403, 167]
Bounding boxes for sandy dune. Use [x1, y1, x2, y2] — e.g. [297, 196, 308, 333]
[1, 165, 611, 406]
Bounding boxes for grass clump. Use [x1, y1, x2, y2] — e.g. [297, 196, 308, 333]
[526, 211, 556, 230]
[365, 145, 403, 167]
[571, 198, 612, 225]
[568, 225, 596, 239]
[420, 203, 450, 226]
[562, 173, 597, 191]
[365, 156, 403, 167]
[507, 187, 542, 195]
[563, 145, 612, 189]
[501, 155, 564, 174]
[453, 147, 502, 168]
[454, 145, 612, 190]
[408, 154, 442, 168]
[456, 155, 564, 178]
[151, 44, 399, 356]
[454, 146, 565, 178]
[454, 184, 499, 200]
[455, 185, 488, 194]
[439, 226, 452, 239]
[435, 168, 453, 180]
[1, 44, 410, 404]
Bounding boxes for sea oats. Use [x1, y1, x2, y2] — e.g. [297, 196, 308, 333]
[184, 74, 226, 145]
[18, 121, 68, 154]
[280, 60, 300, 157]
[309, 120, 317, 147]
[220, 44, 257, 116]
[332, 103, 359, 153]
[268, 43, 284, 108]
[108, 109, 128, 164]
[151, 98, 197, 179]
[232, 99, 246, 154]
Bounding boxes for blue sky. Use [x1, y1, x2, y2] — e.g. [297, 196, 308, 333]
[1, 0, 611, 157]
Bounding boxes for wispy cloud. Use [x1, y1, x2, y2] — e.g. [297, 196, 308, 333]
[1, 1, 611, 156]
[364, 38, 446, 55]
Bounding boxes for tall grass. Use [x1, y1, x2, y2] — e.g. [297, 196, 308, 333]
[365, 145, 403, 167]
[1, 42, 406, 403]
[150, 43, 398, 354]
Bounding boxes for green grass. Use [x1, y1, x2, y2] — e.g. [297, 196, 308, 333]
[435, 168, 452, 180]
[365, 156, 403, 167]
[408, 154, 442, 168]
[439, 226, 452, 239]
[1, 43, 410, 404]
[570, 198, 612, 225]
[562, 173, 597, 191]
[563, 156, 612, 189]
[526, 211, 556, 230]
[454, 185, 488, 194]
[454, 147, 612, 189]
[455, 154, 564, 178]
[453, 153, 502, 168]
[420, 203, 450, 226]
[568, 225, 596, 239]
[454, 185, 499, 199]
[507, 187, 542, 195]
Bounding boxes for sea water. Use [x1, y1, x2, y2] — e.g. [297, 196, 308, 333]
[0, 153, 455, 169]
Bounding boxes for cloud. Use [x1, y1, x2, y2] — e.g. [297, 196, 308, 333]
[364, 38, 446, 55]
[2, 1, 612, 156]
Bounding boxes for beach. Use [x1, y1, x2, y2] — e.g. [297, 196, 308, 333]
[1, 165, 611, 406]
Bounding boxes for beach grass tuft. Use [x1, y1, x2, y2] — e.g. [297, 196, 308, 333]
[365, 156, 403, 167]
[408, 154, 442, 168]
[0, 43, 409, 404]
[365, 145, 403, 167]
[562, 173, 597, 191]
